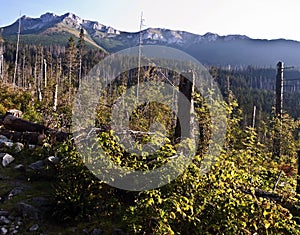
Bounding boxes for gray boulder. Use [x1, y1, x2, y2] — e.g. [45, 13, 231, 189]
[14, 164, 25, 171]
[28, 145, 35, 150]
[29, 224, 39, 232]
[0, 216, 10, 225]
[13, 143, 24, 153]
[1, 142, 13, 148]
[8, 187, 24, 199]
[29, 197, 51, 213]
[91, 228, 103, 235]
[0, 142, 24, 153]
[28, 160, 44, 171]
[46, 156, 60, 164]
[0, 135, 10, 144]
[1, 154, 15, 167]
[16, 202, 40, 220]
[112, 228, 125, 235]
[0, 227, 8, 235]
[0, 211, 9, 217]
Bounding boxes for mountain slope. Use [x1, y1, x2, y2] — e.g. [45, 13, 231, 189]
[1, 13, 105, 51]
[2, 12, 300, 66]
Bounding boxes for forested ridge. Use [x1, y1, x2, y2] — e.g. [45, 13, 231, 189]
[1, 31, 300, 234]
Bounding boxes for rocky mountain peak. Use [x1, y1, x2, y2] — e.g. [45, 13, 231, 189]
[61, 12, 83, 28]
[2, 12, 300, 66]
[62, 12, 81, 21]
[40, 12, 58, 22]
[202, 32, 219, 41]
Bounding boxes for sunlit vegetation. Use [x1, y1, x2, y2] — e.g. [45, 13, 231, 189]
[1, 33, 300, 234]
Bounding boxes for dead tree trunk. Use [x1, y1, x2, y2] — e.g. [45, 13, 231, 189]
[174, 72, 194, 140]
[273, 61, 284, 159]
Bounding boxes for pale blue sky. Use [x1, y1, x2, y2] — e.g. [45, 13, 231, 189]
[0, 0, 300, 41]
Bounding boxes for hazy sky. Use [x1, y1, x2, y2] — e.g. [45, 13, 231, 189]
[1, 0, 300, 41]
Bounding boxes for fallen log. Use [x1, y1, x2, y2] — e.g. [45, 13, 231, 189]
[0, 114, 71, 145]
[0, 128, 71, 145]
[48, 130, 72, 143]
[3, 114, 48, 133]
[0, 128, 41, 145]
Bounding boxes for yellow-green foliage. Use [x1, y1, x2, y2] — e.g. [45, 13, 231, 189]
[52, 97, 300, 234]
[0, 82, 42, 121]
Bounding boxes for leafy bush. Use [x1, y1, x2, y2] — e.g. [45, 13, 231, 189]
[49, 93, 300, 234]
[123, 127, 300, 234]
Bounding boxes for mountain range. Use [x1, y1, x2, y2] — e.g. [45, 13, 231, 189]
[1, 12, 300, 67]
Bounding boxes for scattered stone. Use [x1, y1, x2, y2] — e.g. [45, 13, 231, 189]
[91, 228, 103, 235]
[14, 164, 25, 171]
[28, 145, 35, 150]
[29, 224, 39, 232]
[82, 228, 89, 234]
[0, 135, 10, 144]
[0, 227, 8, 235]
[112, 228, 125, 235]
[13, 142, 24, 153]
[0, 216, 10, 225]
[30, 197, 49, 206]
[16, 202, 40, 220]
[0, 141, 24, 153]
[8, 187, 24, 199]
[1, 142, 13, 148]
[0, 211, 9, 217]
[28, 160, 44, 171]
[29, 197, 51, 215]
[1, 154, 15, 167]
[46, 156, 60, 164]
[7, 215, 14, 221]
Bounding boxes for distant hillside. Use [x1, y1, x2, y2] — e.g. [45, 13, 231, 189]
[1, 13, 105, 51]
[2, 12, 300, 66]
